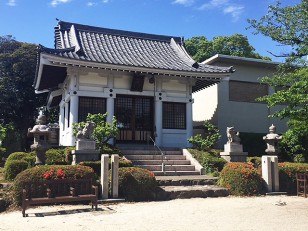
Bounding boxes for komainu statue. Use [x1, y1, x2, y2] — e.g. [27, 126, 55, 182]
[76, 122, 96, 140]
[226, 127, 241, 144]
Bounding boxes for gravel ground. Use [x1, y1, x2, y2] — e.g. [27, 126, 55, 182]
[1, 196, 308, 231]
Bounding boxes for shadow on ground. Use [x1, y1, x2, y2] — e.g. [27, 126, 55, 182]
[25, 206, 116, 217]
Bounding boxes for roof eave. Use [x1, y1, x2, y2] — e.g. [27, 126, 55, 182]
[203, 54, 281, 67]
[41, 53, 232, 79]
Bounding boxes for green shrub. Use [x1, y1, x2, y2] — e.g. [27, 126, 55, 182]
[6, 152, 28, 162]
[100, 144, 122, 155]
[247, 157, 262, 169]
[45, 149, 67, 165]
[278, 162, 308, 194]
[4, 152, 36, 180]
[13, 165, 95, 205]
[79, 157, 133, 176]
[188, 149, 227, 173]
[64, 147, 75, 164]
[293, 154, 306, 163]
[118, 167, 157, 201]
[188, 121, 221, 151]
[219, 162, 265, 196]
[4, 160, 28, 180]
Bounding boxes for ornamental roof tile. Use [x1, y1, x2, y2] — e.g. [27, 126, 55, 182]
[39, 21, 232, 75]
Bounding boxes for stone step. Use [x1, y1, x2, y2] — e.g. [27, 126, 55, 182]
[125, 155, 186, 160]
[136, 165, 195, 172]
[132, 160, 191, 165]
[122, 150, 182, 155]
[155, 176, 218, 186]
[153, 171, 201, 176]
[156, 185, 229, 200]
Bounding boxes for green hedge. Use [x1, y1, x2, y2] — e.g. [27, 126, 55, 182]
[278, 162, 308, 194]
[45, 149, 67, 165]
[219, 162, 265, 196]
[188, 149, 227, 174]
[13, 165, 95, 205]
[118, 167, 158, 201]
[4, 160, 28, 180]
[4, 152, 36, 180]
[79, 158, 133, 176]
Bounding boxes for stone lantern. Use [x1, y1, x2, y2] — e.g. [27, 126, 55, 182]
[263, 124, 282, 155]
[262, 124, 283, 193]
[28, 110, 51, 165]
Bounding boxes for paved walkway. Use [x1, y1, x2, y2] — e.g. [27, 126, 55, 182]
[1, 196, 308, 231]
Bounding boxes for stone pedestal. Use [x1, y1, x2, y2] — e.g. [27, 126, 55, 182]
[76, 140, 96, 150]
[262, 155, 279, 192]
[220, 143, 248, 162]
[72, 140, 100, 165]
[71, 150, 100, 165]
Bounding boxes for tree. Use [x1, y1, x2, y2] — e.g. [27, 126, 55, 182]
[188, 121, 221, 151]
[185, 34, 270, 62]
[0, 36, 46, 152]
[248, 0, 308, 161]
[73, 113, 119, 153]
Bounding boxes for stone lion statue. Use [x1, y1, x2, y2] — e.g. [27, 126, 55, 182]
[76, 122, 96, 140]
[226, 127, 241, 144]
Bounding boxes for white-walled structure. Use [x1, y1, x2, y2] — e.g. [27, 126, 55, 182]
[193, 54, 288, 148]
[34, 21, 233, 148]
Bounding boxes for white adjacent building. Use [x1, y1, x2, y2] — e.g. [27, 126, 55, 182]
[193, 54, 288, 149]
[34, 21, 233, 148]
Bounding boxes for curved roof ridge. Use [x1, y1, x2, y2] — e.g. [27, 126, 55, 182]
[57, 20, 183, 44]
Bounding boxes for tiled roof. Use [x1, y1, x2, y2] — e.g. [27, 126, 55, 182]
[39, 21, 232, 75]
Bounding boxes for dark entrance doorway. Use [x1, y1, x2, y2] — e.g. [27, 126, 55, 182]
[115, 95, 154, 143]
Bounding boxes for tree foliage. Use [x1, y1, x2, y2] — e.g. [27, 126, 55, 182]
[248, 0, 308, 160]
[0, 36, 46, 152]
[73, 113, 119, 153]
[185, 34, 270, 62]
[188, 121, 221, 151]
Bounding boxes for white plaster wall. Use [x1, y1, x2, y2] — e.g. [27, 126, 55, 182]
[59, 68, 193, 148]
[161, 130, 188, 148]
[193, 84, 218, 122]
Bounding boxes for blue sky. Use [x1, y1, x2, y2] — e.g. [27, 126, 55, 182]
[0, 0, 299, 62]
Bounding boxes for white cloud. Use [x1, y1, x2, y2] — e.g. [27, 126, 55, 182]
[199, 0, 228, 10]
[223, 5, 244, 21]
[50, 0, 72, 7]
[102, 0, 109, 3]
[198, 0, 244, 22]
[7, 0, 16, 6]
[172, 0, 195, 6]
[87, 2, 97, 6]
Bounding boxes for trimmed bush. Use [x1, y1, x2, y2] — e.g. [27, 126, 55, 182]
[45, 149, 67, 165]
[4, 152, 36, 180]
[219, 162, 265, 196]
[278, 162, 308, 194]
[188, 149, 227, 173]
[13, 165, 95, 205]
[4, 160, 29, 180]
[118, 167, 157, 201]
[79, 158, 133, 176]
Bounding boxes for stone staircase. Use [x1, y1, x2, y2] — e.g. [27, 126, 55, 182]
[119, 147, 202, 176]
